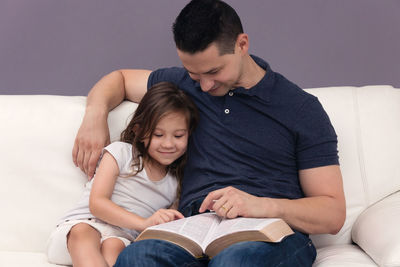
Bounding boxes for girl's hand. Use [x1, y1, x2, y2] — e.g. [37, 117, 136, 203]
[141, 209, 184, 230]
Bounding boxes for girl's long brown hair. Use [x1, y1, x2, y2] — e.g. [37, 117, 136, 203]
[120, 82, 198, 195]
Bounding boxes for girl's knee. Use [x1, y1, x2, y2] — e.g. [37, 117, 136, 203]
[101, 237, 126, 252]
[67, 223, 100, 247]
[101, 238, 126, 267]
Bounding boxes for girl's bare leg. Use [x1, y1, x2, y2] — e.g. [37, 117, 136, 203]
[67, 223, 108, 267]
[101, 237, 126, 267]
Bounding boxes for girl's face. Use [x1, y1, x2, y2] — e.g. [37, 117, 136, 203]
[144, 111, 189, 168]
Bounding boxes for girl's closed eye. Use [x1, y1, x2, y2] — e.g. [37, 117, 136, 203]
[174, 130, 188, 139]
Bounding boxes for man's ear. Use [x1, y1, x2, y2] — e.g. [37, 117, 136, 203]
[236, 33, 249, 54]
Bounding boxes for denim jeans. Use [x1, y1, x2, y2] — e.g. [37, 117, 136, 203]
[114, 199, 317, 266]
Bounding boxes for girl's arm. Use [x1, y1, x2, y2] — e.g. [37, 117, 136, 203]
[89, 152, 182, 232]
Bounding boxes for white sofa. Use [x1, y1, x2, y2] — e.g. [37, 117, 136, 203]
[1, 85, 399, 267]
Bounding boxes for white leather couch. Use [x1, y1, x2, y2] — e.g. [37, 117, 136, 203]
[1, 85, 399, 267]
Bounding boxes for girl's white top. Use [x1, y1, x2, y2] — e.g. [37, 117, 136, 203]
[58, 141, 178, 238]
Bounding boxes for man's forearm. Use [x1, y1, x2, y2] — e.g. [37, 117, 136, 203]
[86, 70, 127, 114]
[72, 70, 126, 177]
[262, 196, 346, 235]
[73, 69, 150, 178]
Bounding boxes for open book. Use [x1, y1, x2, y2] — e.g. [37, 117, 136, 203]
[135, 213, 294, 258]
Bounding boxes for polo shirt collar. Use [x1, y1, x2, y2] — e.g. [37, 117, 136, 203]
[233, 55, 274, 102]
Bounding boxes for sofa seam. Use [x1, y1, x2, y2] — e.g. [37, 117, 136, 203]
[353, 87, 369, 207]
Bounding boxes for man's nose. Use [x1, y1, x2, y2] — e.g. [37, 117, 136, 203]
[200, 78, 215, 92]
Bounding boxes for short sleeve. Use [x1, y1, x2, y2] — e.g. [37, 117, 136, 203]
[147, 67, 188, 89]
[295, 98, 339, 170]
[103, 142, 133, 175]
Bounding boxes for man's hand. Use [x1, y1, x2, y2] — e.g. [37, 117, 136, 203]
[199, 186, 269, 219]
[72, 109, 110, 179]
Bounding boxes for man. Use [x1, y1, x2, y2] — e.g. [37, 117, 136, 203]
[73, 0, 346, 266]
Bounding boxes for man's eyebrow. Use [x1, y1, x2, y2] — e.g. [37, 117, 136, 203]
[184, 67, 220, 75]
[183, 67, 194, 74]
[204, 68, 219, 74]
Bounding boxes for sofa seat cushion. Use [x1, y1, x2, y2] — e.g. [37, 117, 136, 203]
[313, 244, 377, 266]
[0, 251, 67, 267]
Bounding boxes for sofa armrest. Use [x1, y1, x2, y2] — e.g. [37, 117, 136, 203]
[351, 191, 400, 267]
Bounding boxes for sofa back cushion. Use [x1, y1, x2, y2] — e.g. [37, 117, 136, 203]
[306, 85, 400, 248]
[0, 95, 136, 252]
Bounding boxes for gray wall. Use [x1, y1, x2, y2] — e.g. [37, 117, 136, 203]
[1, 0, 399, 96]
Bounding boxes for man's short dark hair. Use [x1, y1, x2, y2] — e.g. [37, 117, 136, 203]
[173, 0, 243, 55]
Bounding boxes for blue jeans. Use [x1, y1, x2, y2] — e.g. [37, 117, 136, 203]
[114, 230, 316, 266]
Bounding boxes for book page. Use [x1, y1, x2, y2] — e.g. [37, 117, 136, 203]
[205, 217, 280, 246]
[144, 213, 221, 249]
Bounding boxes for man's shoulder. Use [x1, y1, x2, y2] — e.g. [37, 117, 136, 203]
[251, 55, 316, 104]
[148, 67, 190, 88]
[152, 66, 186, 75]
[272, 71, 317, 106]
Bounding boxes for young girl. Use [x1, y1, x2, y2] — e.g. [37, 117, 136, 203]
[47, 82, 198, 267]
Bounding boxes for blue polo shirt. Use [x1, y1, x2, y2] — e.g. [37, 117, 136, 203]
[148, 55, 339, 211]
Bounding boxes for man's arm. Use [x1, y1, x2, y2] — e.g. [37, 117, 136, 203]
[199, 165, 346, 235]
[72, 69, 151, 179]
